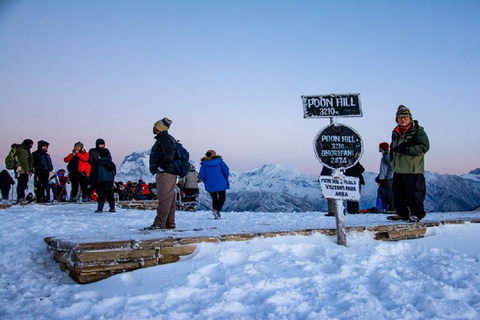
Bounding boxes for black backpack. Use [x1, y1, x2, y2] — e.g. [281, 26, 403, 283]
[172, 140, 190, 178]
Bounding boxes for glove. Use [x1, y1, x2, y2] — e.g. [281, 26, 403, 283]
[392, 144, 409, 154]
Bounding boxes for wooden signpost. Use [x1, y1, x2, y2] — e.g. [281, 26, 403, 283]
[302, 93, 363, 246]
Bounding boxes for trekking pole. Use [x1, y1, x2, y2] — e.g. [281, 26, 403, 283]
[57, 186, 65, 201]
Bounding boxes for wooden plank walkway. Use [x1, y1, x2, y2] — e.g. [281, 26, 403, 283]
[45, 218, 480, 284]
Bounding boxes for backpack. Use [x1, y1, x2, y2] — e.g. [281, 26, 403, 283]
[173, 140, 190, 178]
[5, 144, 19, 170]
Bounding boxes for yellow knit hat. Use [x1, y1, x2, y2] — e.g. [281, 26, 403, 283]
[153, 117, 172, 133]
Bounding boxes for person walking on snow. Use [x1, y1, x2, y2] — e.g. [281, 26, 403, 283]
[199, 150, 230, 219]
[387, 105, 429, 222]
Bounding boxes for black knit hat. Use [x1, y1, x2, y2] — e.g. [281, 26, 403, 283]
[396, 105, 412, 119]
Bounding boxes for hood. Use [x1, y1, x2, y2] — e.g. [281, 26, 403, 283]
[201, 157, 223, 167]
[37, 140, 49, 150]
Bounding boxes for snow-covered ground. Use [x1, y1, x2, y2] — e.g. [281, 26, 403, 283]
[1, 203, 480, 319]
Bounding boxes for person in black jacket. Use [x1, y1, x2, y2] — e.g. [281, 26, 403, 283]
[344, 162, 365, 214]
[0, 170, 15, 200]
[88, 138, 112, 197]
[89, 149, 116, 213]
[32, 140, 53, 203]
[146, 117, 177, 230]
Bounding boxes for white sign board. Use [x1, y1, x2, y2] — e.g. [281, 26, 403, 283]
[319, 175, 360, 200]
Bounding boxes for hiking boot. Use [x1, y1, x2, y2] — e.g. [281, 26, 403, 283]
[143, 225, 165, 231]
[324, 212, 335, 217]
[108, 208, 116, 213]
[409, 215, 421, 222]
[387, 214, 409, 221]
[213, 209, 221, 219]
[95, 210, 102, 213]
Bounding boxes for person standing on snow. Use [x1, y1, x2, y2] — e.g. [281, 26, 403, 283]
[199, 150, 230, 219]
[387, 105, 429, 222]
[88, 138, 112, 197]
[377, 142, 394, 212]
[89, 148, 117, 213]
[64, 142, 91, 202]
[15, 139, 34, 203]
[0, 170, 15, 200]
[32, 140, 54, 203]
[146, 117, 178, 230]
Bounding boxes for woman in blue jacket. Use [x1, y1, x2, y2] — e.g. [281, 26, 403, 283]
[199, 150, 230, 219]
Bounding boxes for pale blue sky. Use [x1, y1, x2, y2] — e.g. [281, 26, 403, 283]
[1, 0, 479, 176]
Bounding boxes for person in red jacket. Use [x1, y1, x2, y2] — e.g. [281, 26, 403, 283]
[64, 141, 91, 202]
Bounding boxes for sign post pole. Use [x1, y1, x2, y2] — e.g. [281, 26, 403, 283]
[334, 199, 346, 246]
[303, 93, 363, 246]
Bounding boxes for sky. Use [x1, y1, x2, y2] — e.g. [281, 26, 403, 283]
[1, 0, 480, 176]
[2, 203, 480, 319]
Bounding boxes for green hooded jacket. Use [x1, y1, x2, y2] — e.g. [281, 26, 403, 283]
[390, 120, 429, 174]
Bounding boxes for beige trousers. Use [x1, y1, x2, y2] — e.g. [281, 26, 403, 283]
[153, 172, 177, 228]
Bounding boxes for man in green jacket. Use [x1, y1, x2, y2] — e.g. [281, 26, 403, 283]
[15, 139, 34, 203]
[387, 105, 430, 222]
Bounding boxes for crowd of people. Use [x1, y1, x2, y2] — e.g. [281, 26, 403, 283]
[2, 105, 428, 228]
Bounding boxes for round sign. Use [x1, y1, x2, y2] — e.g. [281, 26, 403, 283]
[314, 123, 363, 170]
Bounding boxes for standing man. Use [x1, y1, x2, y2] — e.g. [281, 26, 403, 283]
[147, 117, 177, 230]
[377, 142, 394, 212]
[32, 140, 54, 203]
[88, 138, 112, 196]
[15, 139, 34, 203]
[387, 105, 429, 222]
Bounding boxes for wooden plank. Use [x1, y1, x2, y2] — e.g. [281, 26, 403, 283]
[46, 218, 480, 285]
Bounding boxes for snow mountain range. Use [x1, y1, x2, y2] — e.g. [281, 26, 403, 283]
[117, 150, 480, 213]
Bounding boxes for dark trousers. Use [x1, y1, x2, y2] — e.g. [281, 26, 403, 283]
[393, 173, 426, 219]
[346, 200, 360, 214]
[16, 173, 29, 200]
[1, 187, 11, 199]
[45, 184, 58, 201]
[69, 172, 89, 200]
[34, 171, 49, 202]
[380, 179, 395, 211]
[96, 181, 115, 204]
[210, 190, 226, 212]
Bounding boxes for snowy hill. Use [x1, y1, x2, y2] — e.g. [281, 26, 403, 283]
[117, 150, 480, 213]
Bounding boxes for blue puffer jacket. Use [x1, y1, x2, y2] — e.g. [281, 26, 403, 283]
[199, 157, 230, 193]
